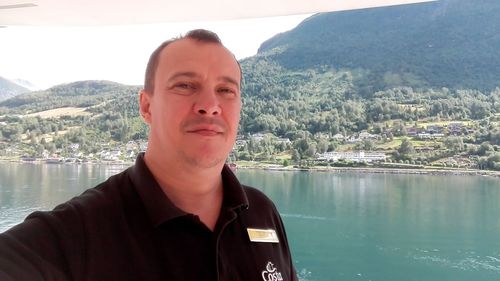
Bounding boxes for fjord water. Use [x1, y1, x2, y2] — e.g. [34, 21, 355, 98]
[1, 163, 499, 281]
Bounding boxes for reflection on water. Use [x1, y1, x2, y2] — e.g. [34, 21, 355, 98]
[1, 163, 499, 281]
[0, 162, 129, 232]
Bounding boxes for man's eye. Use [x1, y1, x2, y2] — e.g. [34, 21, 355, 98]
[176, 83, 192, 89]
[218, 88, 235, 94]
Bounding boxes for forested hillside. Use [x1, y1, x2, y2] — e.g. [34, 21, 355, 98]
[239, 59, 499, 136]
[255, 0, 500, 92]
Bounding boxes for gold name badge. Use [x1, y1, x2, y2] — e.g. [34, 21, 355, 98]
[247, 228, 280, 243]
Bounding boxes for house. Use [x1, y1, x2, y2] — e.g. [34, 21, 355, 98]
[235, 140, 247, 146]
[406, 127, 418, 136]
[314, 133, 330, 139]
[358, 131, 378, 140]
[126, 141, 138, 150]
[447, 123, 464, 135]
[417, 133, 444, 139]
[69, 143, 80, 151]
[332, 133, 345, 141]
[276, 138, 291, 145]
[250, 133, 265, 142]
[317, 151, 386, 162]
[426, 125, 444, 134]
[101, 150, 122, 161]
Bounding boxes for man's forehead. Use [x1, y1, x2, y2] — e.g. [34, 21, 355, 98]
[160, 38, 233, 63]
[158, 38, 241, 81]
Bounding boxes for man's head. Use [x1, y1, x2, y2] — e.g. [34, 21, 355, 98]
[144, 29, 230, 94]
[139, 29, 241, 170]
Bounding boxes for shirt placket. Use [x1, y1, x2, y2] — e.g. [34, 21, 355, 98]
[214, 210, 238, 281]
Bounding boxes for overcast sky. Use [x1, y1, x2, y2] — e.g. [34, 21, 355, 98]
[0, 14, 311, 90]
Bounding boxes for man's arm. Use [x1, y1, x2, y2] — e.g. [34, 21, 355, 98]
[0, 211, 77, 281]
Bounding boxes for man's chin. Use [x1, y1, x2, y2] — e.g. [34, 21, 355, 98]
[182, 153, 225, 169]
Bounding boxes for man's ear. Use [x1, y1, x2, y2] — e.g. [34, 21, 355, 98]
[139, 90, 152, 124]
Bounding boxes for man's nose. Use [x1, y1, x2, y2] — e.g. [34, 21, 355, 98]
[193, 90, 221, 116]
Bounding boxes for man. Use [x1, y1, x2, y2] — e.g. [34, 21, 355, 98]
[0, 29, 297, 281]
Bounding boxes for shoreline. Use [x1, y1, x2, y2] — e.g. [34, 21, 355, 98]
[0, 158, 134, 166]
[236, 165, 500, 177]
[1, 158, 498, 178]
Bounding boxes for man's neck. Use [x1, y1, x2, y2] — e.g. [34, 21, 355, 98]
[143, 150, 224, 231]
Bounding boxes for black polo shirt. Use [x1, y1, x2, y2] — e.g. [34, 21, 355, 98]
[0, 154, 297, 281]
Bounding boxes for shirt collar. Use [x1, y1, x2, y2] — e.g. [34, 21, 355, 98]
[128, 153, 248, 228]
[221, 163, 249, 213]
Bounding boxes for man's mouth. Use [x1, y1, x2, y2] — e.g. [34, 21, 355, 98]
[186, 124, 224, 136]
[183, 118, 227, 137]
[188, 129, 221, 136]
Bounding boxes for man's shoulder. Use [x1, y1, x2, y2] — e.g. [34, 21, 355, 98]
[50, 167, 133, 211]
[241, 185, 279, 214]
[72, 167, 132, 207]
[27, 167, 135, 227]
[0, 167, 139, 280]
[242, 185, 272, 202]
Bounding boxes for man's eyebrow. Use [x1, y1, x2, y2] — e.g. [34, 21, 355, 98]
[168, 71, 240, 86]
[219, 76, 240, 88]
[168, 71, 199, 81]
[168, 72, 239, 87]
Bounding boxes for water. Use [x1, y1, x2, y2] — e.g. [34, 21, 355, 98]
[1, 162, 499, 281]
[237, 170, 500, 281]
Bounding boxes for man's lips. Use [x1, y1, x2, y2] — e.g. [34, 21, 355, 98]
[183, 118, 227, 136]
[188, 129, 221, 136]
[186, 125, 224, 136]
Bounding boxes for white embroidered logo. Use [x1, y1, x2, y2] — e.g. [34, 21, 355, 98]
[261, 261, 283, 281]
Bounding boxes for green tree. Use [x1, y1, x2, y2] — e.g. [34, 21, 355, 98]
[304, 143, 317, 158]
[486, 153, 500, 170]
[291, 149, 301, 162]
[443, 137, 464, 152]
[356, 139, 376, 151]
[317, 138, 329, 154]
[477, 142, 494, 156]
[397, 138, 415, 160]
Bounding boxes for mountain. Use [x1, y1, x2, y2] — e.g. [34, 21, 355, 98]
[237, 0, 499, 135]
[0, 80, 140, 114]
[252, 0, 500, 92]
[11, 79, 39, 91]
[0, 76, 30, 101]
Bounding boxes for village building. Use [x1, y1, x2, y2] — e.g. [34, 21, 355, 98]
[317, 151, 386, 162]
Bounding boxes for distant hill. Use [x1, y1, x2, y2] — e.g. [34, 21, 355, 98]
[0, 80, 140, 114]
[253, 0, 500, 92]
[11, 79, 39, 91]
[0, 76, 30, 101]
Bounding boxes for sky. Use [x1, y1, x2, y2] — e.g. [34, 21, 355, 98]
[0, 14, 311, 90]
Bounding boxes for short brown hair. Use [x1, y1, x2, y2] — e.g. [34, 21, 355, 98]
[143, 29, 223, 94]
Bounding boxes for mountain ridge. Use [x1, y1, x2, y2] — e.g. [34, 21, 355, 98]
[253, 0, 500, 92]
[0, 76, 30, 101]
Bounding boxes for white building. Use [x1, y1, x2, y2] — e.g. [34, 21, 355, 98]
[417, 133, 445, 139]
[126, 141, 138, 150]
[317, 151, 386, 162]
[358, 131, 378, 140]
[250, 133, 266, 142]
[276, 138, 291, 144]
[235, 140, 247, 146]
[332, 133, 345, 141]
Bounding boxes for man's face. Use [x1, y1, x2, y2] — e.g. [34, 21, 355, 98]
[140, 38, 241, 169]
